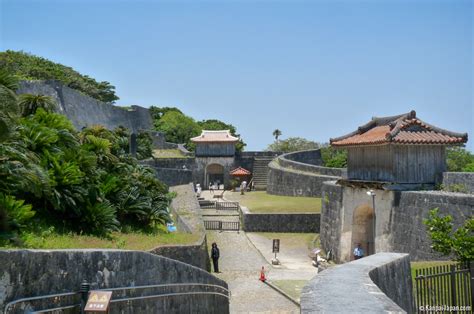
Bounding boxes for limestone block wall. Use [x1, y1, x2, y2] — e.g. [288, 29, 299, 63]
[0, 250, 228, 313]
[301, 253, 413, 313]
[240, 207, 320, 233]
[442, 172, 474, 194]
[18, 81, 152, 133]
[320, 182, 474, 262]
[320, 181, 344, 260]
[391, 190, 473, 261]
[151, 184, 211, 271]
[266, 149, 344, 197]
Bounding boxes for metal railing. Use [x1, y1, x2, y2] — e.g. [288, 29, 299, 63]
[199, 200, 240, 211]
[414, 262, 473, 313]
[204, 220, 240, 232]
[4, 283, 229, 314]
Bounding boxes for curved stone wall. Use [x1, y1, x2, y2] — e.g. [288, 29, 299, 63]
[1, 250, 228, 313]
[301, 253, 413, 313]
[267, 149, 344, 197]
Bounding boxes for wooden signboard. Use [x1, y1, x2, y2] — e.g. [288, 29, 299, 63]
[272, 239, 280, 253]
[84, 290, 112, 312]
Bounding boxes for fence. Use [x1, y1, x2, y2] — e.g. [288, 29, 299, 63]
[199, 201, 239, 211]
[4, 283, 230, 313]
[414, 262, 473, 313]
[204, 220, 240, 232]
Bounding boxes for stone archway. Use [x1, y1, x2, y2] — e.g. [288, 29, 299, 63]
[350, 205, 375, 258]
[206, 163, 225, 188]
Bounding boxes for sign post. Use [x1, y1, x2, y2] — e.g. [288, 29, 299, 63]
[272, 239, 280, 265]
[84, 291, 112, 313]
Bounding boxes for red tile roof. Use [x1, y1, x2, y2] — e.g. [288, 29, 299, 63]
[331, 110, 468, 147]
[191, 130, 239, 143]
[230, 167, 251, 176]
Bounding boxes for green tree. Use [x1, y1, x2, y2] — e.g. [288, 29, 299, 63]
[0, 50, 119, 103]
[266, 137, 320, 153]
[424, 208, 473, 262]
[272, 129, 282, 142]
[320, 145, 347, 168]
[446, 146, 474, 172]
[198, 119, 246, 152]
[154, 111, 201, 149]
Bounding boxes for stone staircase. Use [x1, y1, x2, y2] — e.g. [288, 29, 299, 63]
[252, 157, 275, 190]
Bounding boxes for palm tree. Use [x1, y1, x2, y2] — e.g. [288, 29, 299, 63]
[18, 94, 57, 117]
[273, 129, 282, 142]
[0, 69, 20, 140]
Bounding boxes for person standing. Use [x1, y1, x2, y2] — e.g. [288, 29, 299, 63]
[211, 242, 220, 273]
[353, 243, 364, 260]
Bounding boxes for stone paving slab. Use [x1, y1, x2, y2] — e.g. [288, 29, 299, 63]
[206, 231, 299, 313]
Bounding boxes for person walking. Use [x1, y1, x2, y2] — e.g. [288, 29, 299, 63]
[353, 243, 364, 260]
[211, 242, 220, 273]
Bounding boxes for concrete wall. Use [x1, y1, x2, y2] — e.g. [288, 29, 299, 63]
[241, 207, 320, 233]
[301, 253, 413, 313]
[321, 181, 474, 262]
[442, 172, 474, 194]
[0, 250, 228, 314]
[18, 81, 152, 133]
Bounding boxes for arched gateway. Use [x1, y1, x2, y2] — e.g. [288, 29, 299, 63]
[350, 205, 375, 257]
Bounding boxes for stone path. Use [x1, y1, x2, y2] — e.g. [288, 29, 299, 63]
[206, 231, 299, 314]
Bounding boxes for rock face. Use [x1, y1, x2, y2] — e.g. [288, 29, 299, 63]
[17, 80, 153, 133]
[301, 253, 413, 313]
[1, 250, 229, 313]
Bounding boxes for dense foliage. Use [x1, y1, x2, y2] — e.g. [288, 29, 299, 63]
[0, 50, 119, 103]
[424, 208, 473, 262]
[446, 146, 474, 172]
[266, 137, 320, 153]
[320, 146, 347, 168]
[0, 70, 169, 243]
[150, 106, 246, 151]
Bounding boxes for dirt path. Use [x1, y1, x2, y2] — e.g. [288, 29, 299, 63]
[206, 231, 299, 314]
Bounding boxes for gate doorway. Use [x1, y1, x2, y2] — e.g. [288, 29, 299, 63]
[350, 205, 375, 258]
[206, 163, 224, 188]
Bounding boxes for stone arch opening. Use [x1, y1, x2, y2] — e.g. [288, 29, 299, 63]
[350, 205, 375, 258]
[206, 163, 224, 188]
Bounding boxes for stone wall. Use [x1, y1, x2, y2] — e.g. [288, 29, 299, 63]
[18, 81, 152, 133]
[151, 184, 211, 270]
[320, 181, 344, 260]
[283, 149, 322, 165]
[266, 149, 344, 197]
[154, 168, 193, 186]
[0, 250, 228, 313]
[267, 160, 341, 197]
[321, 181, 474, 262]
[391, 190, 473, 261]
[442, 172, 474, 194]
[241, 207, 320, 233]
[301, 253, 413, 313]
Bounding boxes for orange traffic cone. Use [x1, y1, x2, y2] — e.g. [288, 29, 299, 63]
[259, 266, 266, 282]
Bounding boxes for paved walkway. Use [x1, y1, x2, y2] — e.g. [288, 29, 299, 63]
[201, 190, 316, 313]
[207, 231, 299, 314]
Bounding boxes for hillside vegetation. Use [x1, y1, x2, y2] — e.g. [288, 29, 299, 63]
[0, 68, 171, 247]
[0, 50, 119, 103]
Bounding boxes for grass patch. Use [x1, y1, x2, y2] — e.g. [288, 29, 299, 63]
[152, 149, 188, 158]
[1, 226, 199, 251]
[225, 191, 321, 213]
[410, 260, 456, 281]
[270, 280, 309, 302]
[253, 232, 320, 250]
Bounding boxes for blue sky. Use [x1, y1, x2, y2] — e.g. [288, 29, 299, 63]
[1, 0, 472, 151]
